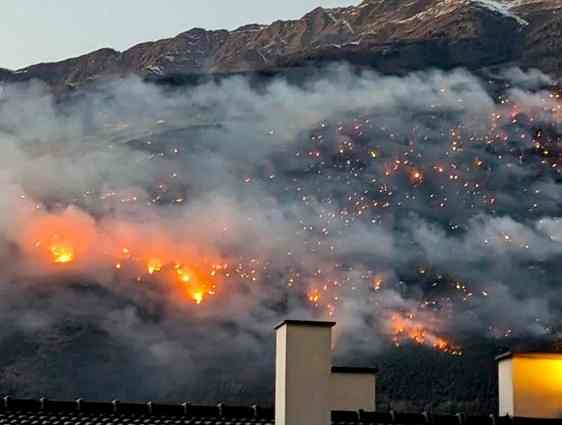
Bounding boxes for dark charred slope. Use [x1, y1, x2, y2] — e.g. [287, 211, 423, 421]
[0, 310, 534, 415]
[515, 0, 562, 74]
[1, 0, 560, 93]
[0, 69, 13, 81]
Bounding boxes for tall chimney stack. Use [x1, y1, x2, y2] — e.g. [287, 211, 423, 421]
[275, 320, 376, 425]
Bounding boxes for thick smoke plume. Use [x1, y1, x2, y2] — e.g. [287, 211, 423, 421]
[0, 66, 560, 402]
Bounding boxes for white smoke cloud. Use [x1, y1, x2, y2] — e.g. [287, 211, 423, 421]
[0, 65, 559, 402]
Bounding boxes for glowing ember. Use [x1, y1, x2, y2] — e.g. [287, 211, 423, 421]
[192, 291, 204, 305]
[49, 244, 74, 264]
[372, 276, 384, 291]
[408, 168, 424, 185]
[175, 264, 192, 283]
[172, 263, 219, 305]
[147, 258, 162, 274]
[308, 288, 321, 305]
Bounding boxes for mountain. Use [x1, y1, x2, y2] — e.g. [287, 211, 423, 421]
[0, 0, 560, 92]
[512, 0, 562, 72]
[0, 68, 13, 80]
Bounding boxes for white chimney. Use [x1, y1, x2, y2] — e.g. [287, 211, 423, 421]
[275, 320, 376, 425]
[497, 352, 562, 418]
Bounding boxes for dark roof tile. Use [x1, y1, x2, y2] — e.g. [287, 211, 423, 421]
[0, 397, 274, 425]
[2, 398, 562, 425]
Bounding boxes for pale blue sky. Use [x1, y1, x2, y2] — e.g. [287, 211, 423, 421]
[1, 0, 355, 70]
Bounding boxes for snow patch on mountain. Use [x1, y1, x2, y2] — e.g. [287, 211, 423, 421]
[146, 65, 164, 75]
[471, 0, 529, 25]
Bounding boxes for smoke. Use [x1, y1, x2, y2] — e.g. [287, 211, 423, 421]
[0, 64, 560, 401]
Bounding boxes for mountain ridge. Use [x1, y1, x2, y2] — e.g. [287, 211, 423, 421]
[1, 0, 560, 92]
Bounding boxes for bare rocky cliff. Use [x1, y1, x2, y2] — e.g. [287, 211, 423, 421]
[0, 0, 560, 92]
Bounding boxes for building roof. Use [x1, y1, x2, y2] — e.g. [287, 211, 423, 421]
[0, 398, 273, 425]
[331, 366, 378, 375]
[0, 397, 553, 425]
[274, 320, 336, 330]
[495, 351, 562, 361]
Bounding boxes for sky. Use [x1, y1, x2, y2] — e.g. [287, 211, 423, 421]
[1, 0, 355, 70]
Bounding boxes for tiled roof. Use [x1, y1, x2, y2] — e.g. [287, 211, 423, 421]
[0, 398, 274, 425]
[0, 398, 559, 425]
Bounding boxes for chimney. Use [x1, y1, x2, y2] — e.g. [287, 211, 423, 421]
[497, 352, 562, 418]
[275, 320, 376, 425]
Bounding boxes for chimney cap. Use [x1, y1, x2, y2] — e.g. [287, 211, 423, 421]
[331, 366, 378, 375]
[495, 351, 562, 362]
[496, 351, 513, 362]
[274, 319, 336, 330]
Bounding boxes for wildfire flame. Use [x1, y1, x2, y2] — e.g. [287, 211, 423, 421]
[175, 264, 192, 283]
[192, 291, 204, 305]
[173, 264, 213, 304]
[19, 208, 225, 306]
[408, 167, 424, 185]
[147, 258, 163, 274]
[388, 313, 462, 355]
[144, 259, 221, 304]
[49, 244, 74, 264]
[372, 275, 384, 291]
[308, 288, 321, 305]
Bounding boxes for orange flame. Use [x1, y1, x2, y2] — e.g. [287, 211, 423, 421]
[308, 288, 321, 305]
[147, 258, 163, 274]
[173, 264, 217, 304]
[192, 291, 204, 305]
[23, 208, 98, 269]
[175, 264, 192, 283]
[388, 313, 462, 355]
[19, 207, 225, 305]
[407, 167, 424, 185]
[372, 275, 384, 291]
[49, 244, 74, 264]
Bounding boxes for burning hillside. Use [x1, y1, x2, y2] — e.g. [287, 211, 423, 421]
[20, 207, 225, 305]
[0, 66, 560, 407]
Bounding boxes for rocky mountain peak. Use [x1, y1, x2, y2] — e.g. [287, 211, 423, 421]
[0, 0, 559, 92]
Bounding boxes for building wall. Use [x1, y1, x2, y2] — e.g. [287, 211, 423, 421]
[512, 354, 562, 418]
[499, 354, 562, 418]
[275, 323, 332, 425]
[330, 373, 375, 411]
[275, 325, 287, 425]
[498, 359, 513, 417]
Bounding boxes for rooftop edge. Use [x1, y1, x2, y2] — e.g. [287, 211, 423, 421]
[274, 319, 336, 330]
[495, 351, 562, 362]
[331, 366, 378, 375]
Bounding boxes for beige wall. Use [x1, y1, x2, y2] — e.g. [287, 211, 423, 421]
[499, 353, 562, 418]
[275, 323, 333, 425]
[275, 321, 377, 425]
[498, 359, 514, 417]
[330, 372, 375, 411]
[275, 325, 288, 425]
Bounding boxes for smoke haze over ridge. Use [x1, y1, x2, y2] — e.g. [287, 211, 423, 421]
[0, 66, 560, 404]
